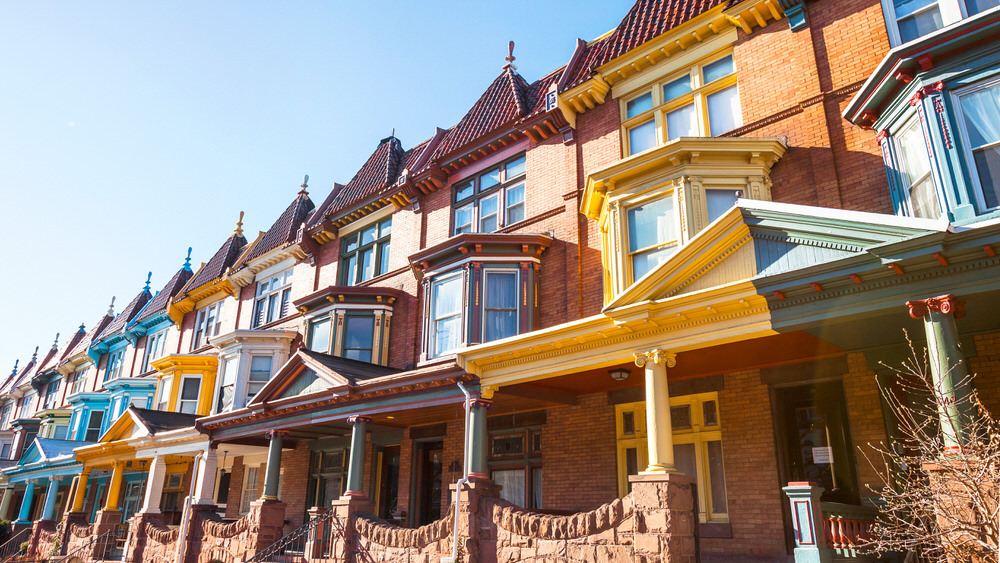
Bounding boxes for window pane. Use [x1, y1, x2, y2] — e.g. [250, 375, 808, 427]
[480, 167, 501, 191]
[707, 440, 728, 514]
[666, 104, 697, 140]
[360, 247, 375, 281]
[967, 0, 1000, 13]
[973, 147, 1000, 208]
[627, 197, 676, 252]
[433, 276, 463, 318]
[432, 275, 464, 356]
[492, 469, 526, 507]
[628, 120, 657, 154]
[454, 204, 474, 235]
[361, 225, 377, 245]
[249, 356, 273, 382]
[703, 400, 719, 426]
[344, 233, 359, 253]
[379, 241, 391, 276]
[626, 92, 653, 119]
[342, 255, 357, 285]
[703, 55, 734, 84]
[454, 179, 474, 201]
[673, 443, 697, 480]
[435, 316, 462, 356]
[532, 467, 543, 510]
[181, 379, 200, 400]
[344, 316, 375, 361]
[505, 183, 525, 225]
[663, 76, 692, 102]
[707, 85, 741, 136]
[479, 194, 499, 233]
[379, 218, 392, 237]
[310, 318, 331, 353]
[633, 245, 677, 280]
[897, 119, 941, 216]
[484, 272, 518, 343]
[897, 4, 944, 43]
[706, 189, 739, 223]
[670, 405, 692, 430]
[506, 155, 526, 178]
[960, 84, 1000, 207]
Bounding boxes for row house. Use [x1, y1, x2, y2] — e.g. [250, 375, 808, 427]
[5, 0, 1000, 562]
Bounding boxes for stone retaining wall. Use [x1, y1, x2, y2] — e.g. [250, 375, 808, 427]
[124, 513, 179, 563]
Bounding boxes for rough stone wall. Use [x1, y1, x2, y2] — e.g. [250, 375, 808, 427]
[123, 512, 178, 563]
[184, 501, 286, 563]
[27, 520, 57, 561]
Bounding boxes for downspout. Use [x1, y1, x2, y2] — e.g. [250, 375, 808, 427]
[174, 452, 202, 563]
[446, 382, 472, 563]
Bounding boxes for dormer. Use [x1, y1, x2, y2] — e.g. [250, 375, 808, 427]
[293, 286, 404, 366]
[209, 329, 297, 413]
[583, 137, 786, 302]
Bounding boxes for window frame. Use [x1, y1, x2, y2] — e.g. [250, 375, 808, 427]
[428, 271, 466, 359]
[953, 75, 1000, 213]
[307, 316, 333, 354]
[84, 409, 105, 442]
[70, 367, 90, 395]
[625, 191, 680, 283]
[451, 154, 527, 236]
[157, 375, 173, 411]
[880, 0, 996, 46]
[142, 328, 169, 373]
[192, 300, 225, 350]
[620, 51, 741, 156]
[246, 356, 273, 404]
[891, 114, 943, 218]
[339, 218, 392, 286]
[105, 348, 126, 382]
[252, 269, 294, 328]
[177, 375, 202, 414]
[43, 378, 62, 410]
[481, 268, 521, 344]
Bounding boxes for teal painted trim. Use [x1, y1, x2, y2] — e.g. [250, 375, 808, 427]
[753, 236, 860, 277]
[125, 313, 172, 342]
[784, 3, 807, 31]
[5, 462, 83, 483]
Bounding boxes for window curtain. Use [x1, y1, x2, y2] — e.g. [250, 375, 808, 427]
[484, 272, 517, 342]
[433, 276, 463, 355]
[960, 85, 1000, 207]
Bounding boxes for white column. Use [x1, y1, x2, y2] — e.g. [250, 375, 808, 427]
[140, 456, 167, 513]
[193, 448, 218, 505]
[634, 349, 677, 473]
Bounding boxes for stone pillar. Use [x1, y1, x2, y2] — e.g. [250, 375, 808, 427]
[71, 470, 90, 512]
[907, 294, 973, 450]
[468, 398, 492, 479]
[0, 487, 13, 520]
[15, 480, 36, 524]
[41, 476, 60, 521]
[634, 349, 678, 473]
[783, 482, 833, 563]
[345, 416, 371, 497]
[194, 447, 218, 506]
[140, 456, 167, 513]
[631, 473, 697, 563]
[329, 495, 376, 563]
[262, 430, 285, 500]
[104, 461, 125, 510]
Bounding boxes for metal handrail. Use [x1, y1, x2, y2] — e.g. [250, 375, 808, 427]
[245, 509, 334, 563]
[0, 528, 30, 563]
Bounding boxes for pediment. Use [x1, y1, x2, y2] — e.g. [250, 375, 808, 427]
[250, 350, 354, 405]
[17, 441, 44, 465]
[606, 201, 942, 311]
[100, 410, 149, 443]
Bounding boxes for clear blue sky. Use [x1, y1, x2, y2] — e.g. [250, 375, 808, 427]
[0, 1, 631, 371]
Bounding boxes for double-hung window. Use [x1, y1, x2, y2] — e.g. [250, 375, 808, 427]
[177, 376, 201, 414]
[0, 404, 9, 430]
[308, 317, 332, 353]
[193, 301, 224, 349]
[253, 270, 293, 327]
[483, 270, 519, 343]
[157, 376, 172, 411]
[105, 349, 125, 382]
[71, 367, 90, 395]
[894, 117, 941, 218]
[627, 194, 680, 281]
[429, 273, 464, 358]
[340, 218, 392, 285]
[955, 78, 1000, 211]
[84, 410, 105, 442]
[882, 0, 999, 45]
[452, 154, 526, 235]
[246, 356, 272, 403]
[622, 53, 741, 156]
[43, 379, 60, 410]
[343, 315, 376, 362]
[142, 328, 169, 372]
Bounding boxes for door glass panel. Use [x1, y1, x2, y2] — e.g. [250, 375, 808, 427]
[707, 440, 728, 514]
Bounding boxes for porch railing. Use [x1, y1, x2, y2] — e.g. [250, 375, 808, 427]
[820, 501, 877, 559]
[246, 509, 335, 563]
[0, 529, 29, 563]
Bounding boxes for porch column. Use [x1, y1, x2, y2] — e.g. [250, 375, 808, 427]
[345, 416, 371, 497]
[15, 480, 36, 524]
[194, 447, 218, 505]
[262, 430, 286, 500]
[104, 461, 125, 511]
[41, 476, 60, 521]
[0, 487, 13, 520]
[635, 349, 678, 473]
[907, 294, 973, 450]
[71, 469, 91, 512]
[140, 456, 167, 513]
[468, 398, 492, 479]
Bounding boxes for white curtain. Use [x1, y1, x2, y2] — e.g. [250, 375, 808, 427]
[960, 85, 1000, 148]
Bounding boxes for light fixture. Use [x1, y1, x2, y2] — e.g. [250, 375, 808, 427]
[609, 368, 630, 382]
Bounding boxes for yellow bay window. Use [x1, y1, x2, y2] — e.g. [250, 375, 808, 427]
[615, 392, 728, 523]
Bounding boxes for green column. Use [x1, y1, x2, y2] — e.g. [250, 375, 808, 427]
[262, 430, 285, 500]
[468, 399, 492, 479]
[345, 416, 371, 497]
[907, 294, 972, 451]
[15, 481, 36, 524]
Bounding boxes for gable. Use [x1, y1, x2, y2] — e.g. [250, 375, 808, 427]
[16, 441, 44, 465]
[250, 350, 354, 405]
[100, 409, 149, 443]
[278, 369, 324, 399]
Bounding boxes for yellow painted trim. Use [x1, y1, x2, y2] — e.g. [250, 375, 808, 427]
[151, 354, 219, 416]
[168, 278, 239, 325]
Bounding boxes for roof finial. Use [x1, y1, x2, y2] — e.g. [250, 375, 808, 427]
[10, 360, 17, 376]
[51, 333, 60, 351]
[299, 175, 309, 196]
[31, 346, 38, 362]
[143, 272, 152, 292]
[107, 296, 116, 316]
[391, 128, 395, 139]
[78, 322, 86, 333]
[183, 247, 193, 271]
[503, 40, 517, 70]
[234, 211, 245, 237]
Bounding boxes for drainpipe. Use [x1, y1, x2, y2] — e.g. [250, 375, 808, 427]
[174, 452, 202, 563]
[445, 382, 472, 563]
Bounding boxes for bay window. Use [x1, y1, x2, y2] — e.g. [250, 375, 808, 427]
[430, 273, 464, 358]
[483, 270, 519, 343]
[343, 315, 375, 362]
[177, 376, 201, 414]
[882, 0, 999, 45]
[627, 195, 679, 281]
[193, 301, 224, 349]
[308, 317, 332, 353]
[142, 328, 169, 373]
[253, 270, 293, 327]
[452, 154, 526, 235]
[340, 218, 391, 285]
[894, 117, 941, 218]
[956, 78, 1000, 210]
[622, 53, 741, 156]
[246, 356, 272, 402]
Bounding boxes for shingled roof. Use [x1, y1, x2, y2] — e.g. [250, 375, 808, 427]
[309, 137, 406, 224]
[241, 190, 315, 265]
[97, 287, 152, 341]
[65, 314, 113, 363]
[134, 265, 193, 324]
[298, 348, 401, 383]
[562, 0, 730, 89]
[427, 67, 532, 163]
[185, 232, 247, 292]
[130, 407, 201, 434]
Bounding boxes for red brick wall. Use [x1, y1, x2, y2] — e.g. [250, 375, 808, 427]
[843, 352, 889, 502]
[970, 332, 1000, 420]
[280, 442, 311, 531]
